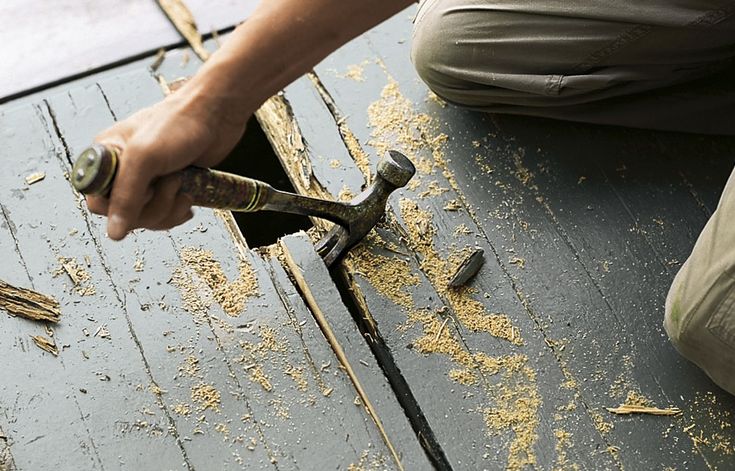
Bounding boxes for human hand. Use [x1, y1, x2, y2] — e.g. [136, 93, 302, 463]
[86, 88, 248, 240]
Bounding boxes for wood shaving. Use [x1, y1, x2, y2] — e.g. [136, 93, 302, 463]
[606, 404, 681, 416]
[24, 172, 45, 185]
[31, 335, 58, 356]
[0, 279, 60, 323]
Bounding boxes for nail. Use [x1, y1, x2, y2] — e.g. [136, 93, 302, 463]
[107, 213, 126, 240]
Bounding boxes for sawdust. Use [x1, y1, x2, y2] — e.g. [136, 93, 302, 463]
[191, 383, 221, 411]
[367, 77, 447, 180]
[553, 429, 579, 471]
[338, 185, 355, 202]
[341, 71, 543, 466]
[682, 391, 734, 456]
[346, 244, 419, 310]
[214, 422, 230, 439]
[284, 365, 308, 391]
[449, 368, 478, 385]
[172, 247, 259, 317]
[340, 125, 372, 181]
[590, 409, 614, 435]
[172, 403, 192, 416]
[338, 63, 367, 82]
[55, 257, 95, 296]
[0, 279, 60, 323]
[179, 355, 200, 377]
[475, 154, 495, 175]
[399, 199, 519, 344]
[248, 365, 273, 392]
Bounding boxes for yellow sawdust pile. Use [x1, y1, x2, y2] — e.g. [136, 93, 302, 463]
[191, 382, 221, 411]
[171, 246, 260, 317]
[342, 72, 542, 469]
[399, 198, 519, 344]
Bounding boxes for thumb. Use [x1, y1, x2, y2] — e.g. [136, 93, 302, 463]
[106, 147, 155, 240]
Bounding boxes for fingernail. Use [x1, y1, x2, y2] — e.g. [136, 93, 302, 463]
[107, 214, 126, 240]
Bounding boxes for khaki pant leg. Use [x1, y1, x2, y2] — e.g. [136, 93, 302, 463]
[666, 167, 735, 396]
[411, 0, 735, 135]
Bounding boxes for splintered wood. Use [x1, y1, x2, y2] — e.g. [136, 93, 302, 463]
[31, 335, 58, 356]
[0, 279, 60, 323]
[157, 0, 210, 61]
[607, 390, 681, 416]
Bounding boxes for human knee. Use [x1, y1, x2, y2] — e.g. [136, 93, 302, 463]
[411, 0, 570, 106]
[411, 0, 461, 98]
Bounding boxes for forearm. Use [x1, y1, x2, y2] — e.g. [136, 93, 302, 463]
[181, 0, 413, 117]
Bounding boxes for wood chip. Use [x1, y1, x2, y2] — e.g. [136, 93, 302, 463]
[25, 172, 45, 185]
[448, 248, 485, 288]
[31, 335, 58, 356]
[157, 0, 210, 61]
[0, 279, 61, 323]
[606, 404, 681, 416]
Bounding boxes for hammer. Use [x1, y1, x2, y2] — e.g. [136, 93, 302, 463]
[70, 144, 415, 266]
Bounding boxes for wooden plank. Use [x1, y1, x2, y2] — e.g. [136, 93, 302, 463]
[0, 0, 258, 101]
[312, 7, 735, 469]
[0, 103, 188, 470]
[279, 233, 433, 470]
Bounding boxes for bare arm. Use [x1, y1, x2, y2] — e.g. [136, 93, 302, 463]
[89, 0, 413, 240]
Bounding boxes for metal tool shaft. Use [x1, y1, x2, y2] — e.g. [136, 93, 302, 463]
[71, 144, 357, 226]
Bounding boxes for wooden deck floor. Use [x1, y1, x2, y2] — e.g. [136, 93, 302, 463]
[2, 4, 735, 471]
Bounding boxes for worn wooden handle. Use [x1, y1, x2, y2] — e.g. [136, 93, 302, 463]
[71, 144, 271, 212]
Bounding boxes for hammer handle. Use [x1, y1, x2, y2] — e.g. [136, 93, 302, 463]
[71, 144, 271, 212]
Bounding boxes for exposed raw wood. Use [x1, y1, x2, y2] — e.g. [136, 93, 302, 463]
[24, 172, 45, 185]
[0, 279, 60, 323]
[157, 0, 210, 61]
[606, 405, 682, 416]
[30, 335, 58, 356]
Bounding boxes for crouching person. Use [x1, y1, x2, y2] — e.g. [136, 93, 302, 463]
[666, 168, 735, 396]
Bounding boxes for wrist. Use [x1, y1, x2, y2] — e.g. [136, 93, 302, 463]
[177, 58, 256, 129]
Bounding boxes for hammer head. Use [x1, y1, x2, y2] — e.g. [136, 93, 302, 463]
[316, 150, 415, 266]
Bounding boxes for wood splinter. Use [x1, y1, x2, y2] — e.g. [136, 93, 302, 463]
[0, 279, 61, 323]
[606, 404, 682, 416]
[31, 335, 59, 356]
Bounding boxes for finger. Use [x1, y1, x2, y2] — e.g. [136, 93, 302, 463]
[147, 194, 194, 231]
[86, 195, 109, 216]
[105, 145, 159, 241]
[137, 174, 183, 229]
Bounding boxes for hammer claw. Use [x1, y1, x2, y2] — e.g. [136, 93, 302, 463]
[315, 225, 344, 262]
